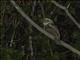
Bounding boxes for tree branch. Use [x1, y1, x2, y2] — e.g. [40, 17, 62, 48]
[51, 0, 80, 29]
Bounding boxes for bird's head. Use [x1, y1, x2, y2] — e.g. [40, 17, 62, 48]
[43, 18, 53, 26]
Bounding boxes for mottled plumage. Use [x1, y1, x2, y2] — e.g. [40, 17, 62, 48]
[43, 18, 60, 44]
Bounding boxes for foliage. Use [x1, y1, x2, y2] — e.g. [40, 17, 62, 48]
[0, 48, 23, 60]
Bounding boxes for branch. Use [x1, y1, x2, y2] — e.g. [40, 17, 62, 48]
[10, 0, 80, 56]
[10, 21, 20, 47]
[31, 0, 36, 16]
[51, 0, 80, 29]
[29, 36, 34, 59]
[28, 24, 35, 60]
[38, 1, 45, 18]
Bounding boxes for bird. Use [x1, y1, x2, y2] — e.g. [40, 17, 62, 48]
[43, 18, 61, 45]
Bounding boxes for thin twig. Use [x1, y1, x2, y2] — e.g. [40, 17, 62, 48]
[30, 1, 36, 59]
[20, 23, 35, 60]
[28, 24, 34, 60]
[10, 0, 80, 56]
[29, 36, 34, 58]
[38, 0, 45, 18]
[51, 0, 80, 29]
[47, 39, 54, 57]
[31, 0, 36, 16]
[66, 2, 71, 9]
[10, 21, 20, 47]
[51, 0, 66, 10]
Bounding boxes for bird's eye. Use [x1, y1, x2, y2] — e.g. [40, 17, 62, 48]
[46, 20, 49, 22]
